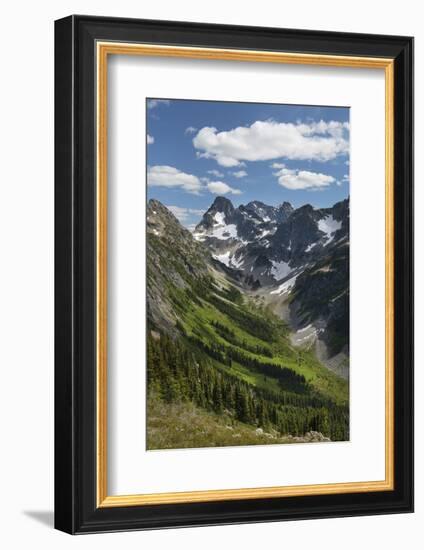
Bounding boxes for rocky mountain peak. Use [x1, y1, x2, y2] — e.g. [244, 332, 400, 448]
[293, 204, 315, 216]
[207, 196, 235, 216]
[278, 201, 294, 216]
[242, 201, 275, 222]
[192, 195, 349, 287]
[147, 198, 189, 239]
[194, 196, 236, 235]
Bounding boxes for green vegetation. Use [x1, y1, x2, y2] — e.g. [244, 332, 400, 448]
[146, 202, 349, 449]
[165, 277, 348, 404]
[147, 275, 349, 449]
[147, 396, 324, 450]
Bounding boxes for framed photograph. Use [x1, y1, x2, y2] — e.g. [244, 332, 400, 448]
[54, 15, 413, 534]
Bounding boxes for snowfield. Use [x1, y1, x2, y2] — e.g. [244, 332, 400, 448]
[231, 254, 244, 269]
[211, 223, 238, 240]
[212, 251, 232, 267]
[213, 211, 225, 225]
[193, 221, 239, 241]
[212, 250, 246, 269]
[270, 260, 292, 281]
[192, 228, 206, 241]
[318, 215, 342, 245]
[270, 272, 299, 295]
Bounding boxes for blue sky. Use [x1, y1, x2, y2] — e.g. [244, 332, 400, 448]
[146, 98, 349, 230]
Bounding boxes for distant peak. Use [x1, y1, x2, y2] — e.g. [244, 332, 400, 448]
[207, 196, 234, 213]
[296, 203, 314, 213]
[246, 200, 267, 208]
[148, 198, 165, 211]
[147, 200, 181, 225]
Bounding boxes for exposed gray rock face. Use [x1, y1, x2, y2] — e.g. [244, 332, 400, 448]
[146, 199, 211, 334]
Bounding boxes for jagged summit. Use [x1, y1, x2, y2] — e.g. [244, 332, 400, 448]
[147, 198, 187, 238]
[207, 196, 235, 214]
[193, 195, 349, 283]
[194, 196, 298, 246]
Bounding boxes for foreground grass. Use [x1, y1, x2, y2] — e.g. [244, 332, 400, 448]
[147, 396, 328, 450]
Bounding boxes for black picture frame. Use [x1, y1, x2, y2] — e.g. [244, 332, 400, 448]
[55, 14, 414, 534]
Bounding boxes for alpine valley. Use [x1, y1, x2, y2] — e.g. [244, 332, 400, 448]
[146, 195, 349, 450]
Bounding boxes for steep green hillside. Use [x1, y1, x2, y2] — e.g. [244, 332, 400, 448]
[168, 276, 348, 406]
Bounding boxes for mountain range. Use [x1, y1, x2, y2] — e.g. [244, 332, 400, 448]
[146, 196, 349, 449]
[192, 196, 349, 374]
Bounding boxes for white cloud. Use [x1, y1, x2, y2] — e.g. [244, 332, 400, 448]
[337, 173, 350, 186]
[147, 99, 170, 109]
[271, 162, 285, 169]
[207, 181, 242, 195]
[147, 134, 154, 145]
[147, 165, 202, 194]
[196, 150, 240, 167]
[193, 120, 349, 166]
[207, 169, 224, 178]
[185, 126, 198, 135]
[273, 166, 335, 190]
[232, 170, 247, 178]
[166, 205, 205, 222]
[147, 167, 243, 197]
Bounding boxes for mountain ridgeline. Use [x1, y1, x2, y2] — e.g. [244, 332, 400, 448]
[193, 196, 350, 374]
[146, 197, 349, 449]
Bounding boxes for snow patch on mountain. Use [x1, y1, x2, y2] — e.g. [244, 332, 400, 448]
[318, 215, 342, 245]
[213, 212, 225, 225]
[211, 223, 238, 240]
[297, 323, 313, 333]
[270, 272, 299, 295]
[231, 254, 244, 269]
[305, 242, 318, 252]
[212, 251, 232, 267]
[270, 260, 292, 281]
[192, 230, 206, 241]
[212, 249, 247, 269]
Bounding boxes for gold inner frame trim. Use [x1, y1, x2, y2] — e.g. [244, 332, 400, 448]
[96, 41, 395, 508]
